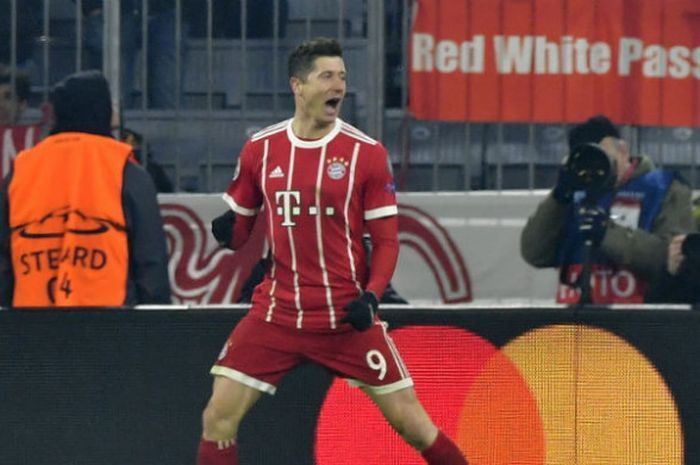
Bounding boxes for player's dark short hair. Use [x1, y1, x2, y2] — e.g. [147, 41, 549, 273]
[50, 69, 113, 137]
[568, 115, 621, 152]
[288, 37, 343, 81]
[0, 70, 31, 102]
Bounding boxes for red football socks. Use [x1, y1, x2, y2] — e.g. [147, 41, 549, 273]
[421, 430, 469, 465]
[196, 431, 467, 465]
[196, 438, 238, 465]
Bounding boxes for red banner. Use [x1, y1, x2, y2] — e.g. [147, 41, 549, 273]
[409, 0, 700, 126]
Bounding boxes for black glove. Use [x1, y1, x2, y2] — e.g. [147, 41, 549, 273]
[577, 206, 608, 246]
[552, 164, 574, 204]
[211, 210, 236, 249]
[342, 292, 378, 331]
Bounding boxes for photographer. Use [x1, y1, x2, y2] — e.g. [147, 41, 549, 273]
[520, 115, 693, 304]
[646, 233, 700, 304]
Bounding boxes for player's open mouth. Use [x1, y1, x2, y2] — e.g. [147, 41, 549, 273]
[325, 97, 342, 112]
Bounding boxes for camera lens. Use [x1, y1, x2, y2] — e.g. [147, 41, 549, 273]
[566, 143, 615, 194]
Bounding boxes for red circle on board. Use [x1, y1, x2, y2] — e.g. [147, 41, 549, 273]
[314, 325, 543, 464]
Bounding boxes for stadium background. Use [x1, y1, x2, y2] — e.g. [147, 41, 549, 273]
[3, 1, 700, 464]
[5, 0, 700, 192]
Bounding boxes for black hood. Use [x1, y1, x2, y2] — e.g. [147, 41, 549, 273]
[50, 70, 113, 137]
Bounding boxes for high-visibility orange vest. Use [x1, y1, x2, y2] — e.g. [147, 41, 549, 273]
[9, 132, 132, 306]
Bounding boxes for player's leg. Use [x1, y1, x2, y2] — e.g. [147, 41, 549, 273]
[364, 385, 437, 449]
[196, 315, 303, 465]
[309, 321, 468, 465]
[365, 387, 469, 465]
[202, 375, 263, 440]
[197, 376, 262, 465]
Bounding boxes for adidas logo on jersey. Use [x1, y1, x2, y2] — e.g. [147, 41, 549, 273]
[269, 166, 285, 178]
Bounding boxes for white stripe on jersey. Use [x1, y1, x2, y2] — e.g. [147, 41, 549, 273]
[380, 322, 410, 379]
[314, 143, 338, 329]
[340, 122, 378, 145]
[222, 192, 259, 217]
[251, 119, 289, 142]
[343, 143, 363, 294]
[365, 205, 399, 220]
[285, 145, 305, 328]
[261, 139, 279, 322]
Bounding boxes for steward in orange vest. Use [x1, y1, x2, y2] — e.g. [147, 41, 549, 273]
[0, 70, 170, 307]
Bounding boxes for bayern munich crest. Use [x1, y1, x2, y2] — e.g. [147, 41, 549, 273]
[326, 157, 349, 180]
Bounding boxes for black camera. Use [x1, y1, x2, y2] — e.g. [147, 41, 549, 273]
[566, 143, 616, 196]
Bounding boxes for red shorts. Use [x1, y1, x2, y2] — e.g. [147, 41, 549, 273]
[210, 315, 413, 395]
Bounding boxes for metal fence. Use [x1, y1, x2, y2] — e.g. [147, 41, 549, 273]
[2, 0, 700, 192]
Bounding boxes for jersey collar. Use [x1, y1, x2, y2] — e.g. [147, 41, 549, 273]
[286, 118, 343, 148]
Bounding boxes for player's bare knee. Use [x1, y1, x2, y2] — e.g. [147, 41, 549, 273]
[391, 409, 437, 450]
[202, 402, 240, 440]
[403, 421, 437, 450]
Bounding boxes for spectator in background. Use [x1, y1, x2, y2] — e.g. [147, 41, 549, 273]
[0, 68, 29, 126]
[0, 70, 171, 307]
[120, 127, 174, 193]
[0, 0, 42, 69]
[520, 115, 693, 304]
[0, 69, 44, 179]
[189, 0, 288, 39]
[385, 0, 405, 108]
[77, 0, 191, 109]
[649, 233, 700, 304]
[647, 198, 700, 304]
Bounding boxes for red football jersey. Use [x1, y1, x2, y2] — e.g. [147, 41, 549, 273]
[1, 124, 42, 179]
[224, 118, 397, 331]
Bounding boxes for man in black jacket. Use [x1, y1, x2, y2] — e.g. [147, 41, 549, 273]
[0, 70, 171, 306]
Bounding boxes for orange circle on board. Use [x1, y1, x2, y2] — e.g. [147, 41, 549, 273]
[457, 324, 682, 465]
[456, 349, 545, 464]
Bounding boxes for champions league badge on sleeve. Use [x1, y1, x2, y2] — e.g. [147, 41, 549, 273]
[326, 156, 349, 180]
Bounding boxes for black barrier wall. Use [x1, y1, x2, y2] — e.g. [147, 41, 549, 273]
[1, 307, 699, 465]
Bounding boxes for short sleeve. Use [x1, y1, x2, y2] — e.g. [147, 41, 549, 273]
[223, 140, 263, 217]
[363, 143, 398, 220]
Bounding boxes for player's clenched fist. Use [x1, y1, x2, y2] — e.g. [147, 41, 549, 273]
[211, 210, 236, 249]
[342, 291, 378, 331]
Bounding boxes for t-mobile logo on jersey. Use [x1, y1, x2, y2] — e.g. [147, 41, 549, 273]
[275, 190, 336, 227]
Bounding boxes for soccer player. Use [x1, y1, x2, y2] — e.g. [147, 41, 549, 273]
[196, 37, 468, 465]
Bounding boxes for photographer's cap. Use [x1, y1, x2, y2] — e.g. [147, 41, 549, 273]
[568, 115, 620, 152]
